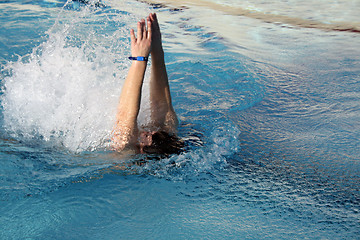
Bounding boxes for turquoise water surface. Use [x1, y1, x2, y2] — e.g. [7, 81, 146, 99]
[1, 0, 359, 239]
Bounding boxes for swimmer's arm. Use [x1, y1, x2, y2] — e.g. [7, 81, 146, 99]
[150, 55, 178, 133]
[149, 13, 178, 133]
[113, 61, 147, 145]
[112, 18, 152, 150]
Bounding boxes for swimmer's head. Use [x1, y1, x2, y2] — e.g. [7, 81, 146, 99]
[138, 131, 184, 155]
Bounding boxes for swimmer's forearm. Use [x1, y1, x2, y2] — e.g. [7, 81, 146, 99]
[152, 47, 174, 106]
[116, 61, 147, 125]
[151, 63, 172, 106]
[112, 16, 152, 150]
[117, 16, 151, 123]
[150, 50, 178, 131]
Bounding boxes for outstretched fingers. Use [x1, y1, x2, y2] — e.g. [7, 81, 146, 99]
[147, 16, 152, 40]
[149, 13, 160, 32]
[142, 20, 147, 39]
[133, 19, 151, 41]
[137, 20, 144, 40]
[130, 28, 136, 44]
[129, 17, 153, 57]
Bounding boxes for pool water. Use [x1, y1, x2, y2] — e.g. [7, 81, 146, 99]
[1, 0, 359, 239]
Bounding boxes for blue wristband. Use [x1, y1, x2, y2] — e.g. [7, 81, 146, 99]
[129, 56, 148, 61]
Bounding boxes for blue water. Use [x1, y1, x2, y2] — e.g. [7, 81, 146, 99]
[1, 0, 360, 239]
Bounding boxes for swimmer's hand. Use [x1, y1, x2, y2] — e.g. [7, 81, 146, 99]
[130, 17, 152, 58]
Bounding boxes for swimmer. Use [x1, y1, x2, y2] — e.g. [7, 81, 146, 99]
[112, 13, 183, 155]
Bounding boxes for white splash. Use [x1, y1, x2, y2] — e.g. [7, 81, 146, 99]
[1, 3, 151, 152]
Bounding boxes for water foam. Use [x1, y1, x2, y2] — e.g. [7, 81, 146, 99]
[1, 2, 147, 152]
[124, 118, 241, 181]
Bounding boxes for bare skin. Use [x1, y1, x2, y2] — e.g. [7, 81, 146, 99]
[112, 13, 178, 152]
[149, 13, 178, 134]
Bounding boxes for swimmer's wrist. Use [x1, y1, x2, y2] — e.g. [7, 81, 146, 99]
[128, 56, 149, 61]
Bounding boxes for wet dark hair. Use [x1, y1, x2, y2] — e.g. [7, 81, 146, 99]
[142, 131, 184, 155]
